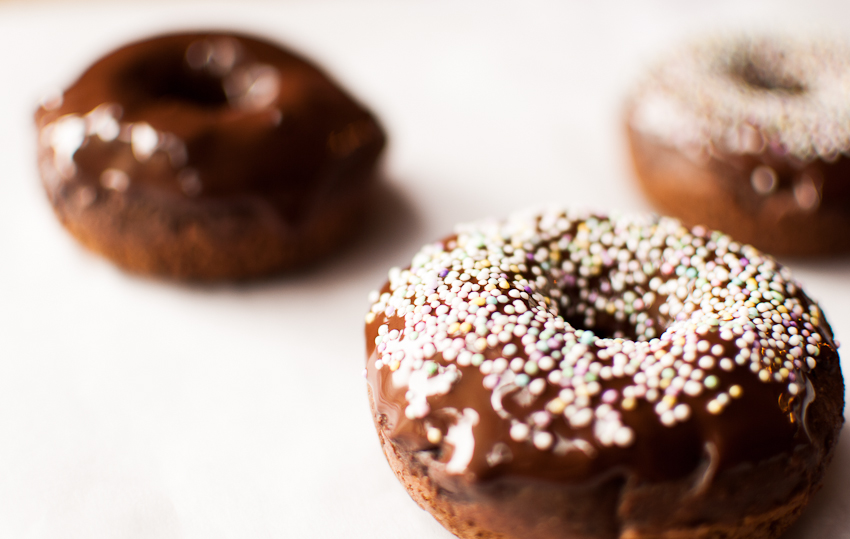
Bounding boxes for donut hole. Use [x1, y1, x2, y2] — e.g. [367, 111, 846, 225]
[556, 273, 674, 342]
[123, 53, 229, 108]
[730, 53, 806, 95]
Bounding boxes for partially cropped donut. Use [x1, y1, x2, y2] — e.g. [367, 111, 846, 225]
[626, 35, 850, 256]
[365, 209, 843, 539]
[35, 32, 385, 280]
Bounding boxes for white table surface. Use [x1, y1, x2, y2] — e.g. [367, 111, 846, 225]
[0, 1, 847, 537]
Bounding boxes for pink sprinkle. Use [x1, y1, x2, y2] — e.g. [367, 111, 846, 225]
[601, 389, 618, 403]
[483, 374, 499, 389]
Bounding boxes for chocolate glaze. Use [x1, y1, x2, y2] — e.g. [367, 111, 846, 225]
[625, 122, 850, 256]
[365, 212, 843, 494]
[35, 32, 385, 226]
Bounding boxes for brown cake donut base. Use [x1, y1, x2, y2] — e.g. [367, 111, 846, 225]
[46, 179, 370, 281]
[626, 125, 850, 257]
[369, 356, 844, 539]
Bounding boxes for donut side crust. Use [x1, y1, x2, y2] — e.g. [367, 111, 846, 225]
[44, 179, 371, 281]
[368, 349, 844, 539]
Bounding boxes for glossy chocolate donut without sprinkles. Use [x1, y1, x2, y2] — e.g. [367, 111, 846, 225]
[365, 208, 843, 539]
[35, 32, 386, 280]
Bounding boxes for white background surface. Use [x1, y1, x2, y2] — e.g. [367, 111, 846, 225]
[0, 1, 848, 537]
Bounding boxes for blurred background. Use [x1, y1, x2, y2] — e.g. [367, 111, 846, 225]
[0, 1, 848, 538]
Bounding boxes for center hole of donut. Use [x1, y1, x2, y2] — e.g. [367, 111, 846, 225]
[126, 55, 228, 108]
[733, 57, 805, 94]
[556, 275, 669, 342]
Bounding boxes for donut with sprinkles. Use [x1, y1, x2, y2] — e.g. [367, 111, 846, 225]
[365, 209, 843, 539]
[626, 35, 850, 256]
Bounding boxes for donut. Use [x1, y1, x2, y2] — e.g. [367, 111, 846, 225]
[365, 209, 843, 539]
[625, 35, 850, 256]
[35, 32, 385, 280]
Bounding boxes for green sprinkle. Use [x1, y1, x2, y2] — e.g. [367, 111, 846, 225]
[580, 332, 596, 345]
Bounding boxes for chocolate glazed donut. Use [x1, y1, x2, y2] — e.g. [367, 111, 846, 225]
[365, 209, 843, 539]
[35, 32, 385, 280]
[625, 35, 850, 257]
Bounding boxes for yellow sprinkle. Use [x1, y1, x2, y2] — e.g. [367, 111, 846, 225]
[510, 265, 520, 274]
[546, 398, 567, 415]
[365, 312, 376, 324]
[777, 305, 788, 314]
[480, 259, 491, 268]
[550, 251, 561, 261]
[426, 427, 443, 444]
[621, 397, 637, 410]
[729, 385, 743, 398]
[654, 350, 666, 359]
[662, 395, 677, 407]
[707, 400, 723, 414]
[472, 297, 486, 306]
[485, 283, 496, 291]
[448, 322, 460, 334]
[660, 378, 671, 389]
[459, 322, 472, 333]
[474, 338, 487, 351]
[500, 279, 510, 289]
[389, 360, 401, 372]
[758, 369, 770, 382]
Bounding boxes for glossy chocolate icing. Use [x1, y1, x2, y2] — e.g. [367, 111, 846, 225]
[35, 32, 385, 225]
[365, 211, 842, 492]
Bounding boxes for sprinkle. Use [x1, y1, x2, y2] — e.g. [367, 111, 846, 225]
[613, 426, 635, 447]
[673, 403, 691, 421]
[510, 423, 530, 442]
[569, 408, 593, 428]
[533, 431, 554, 450]
[707, 400, 723, 415]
